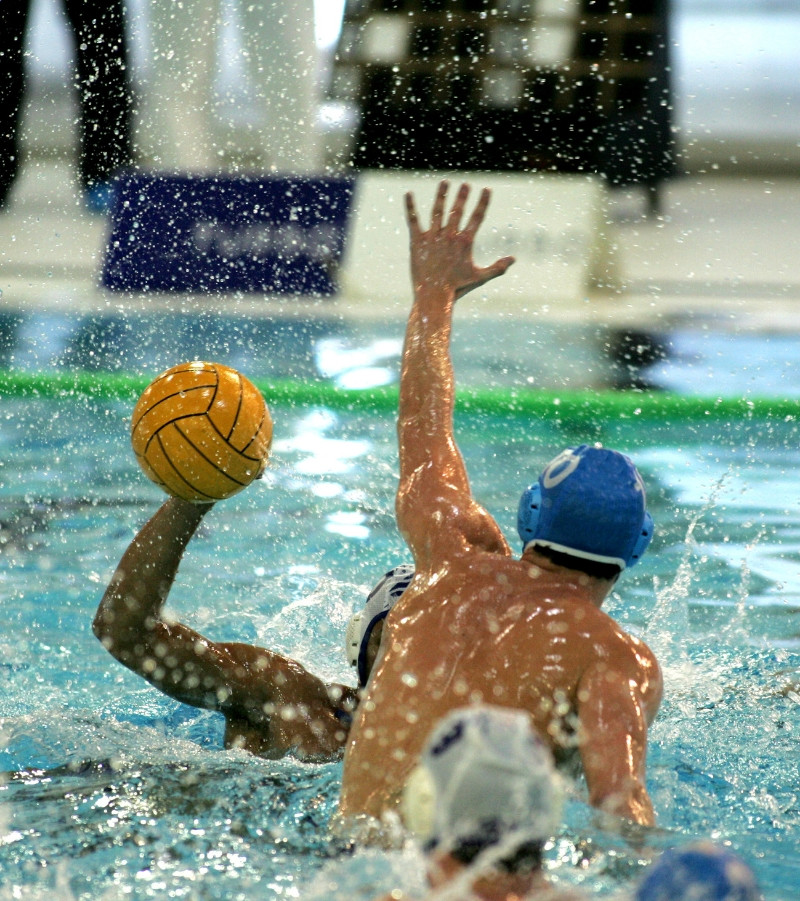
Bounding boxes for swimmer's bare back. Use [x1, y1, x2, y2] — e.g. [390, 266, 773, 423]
[340, 548, 660, 823]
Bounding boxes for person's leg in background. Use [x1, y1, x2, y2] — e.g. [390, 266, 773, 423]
[138, 0, 220, 173]
[63, 0, 134, 210]
[0, 0, 33, 209]
[238, 0, 321, 174]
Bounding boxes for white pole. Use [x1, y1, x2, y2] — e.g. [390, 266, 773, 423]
[139, 0, 220, 172]
[238, 0, 321, 174]
[136, 0, 320, 175]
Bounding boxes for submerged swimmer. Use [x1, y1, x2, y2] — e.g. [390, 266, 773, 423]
[374, 705, 586, 901]
[93, 496, 411, 759]
[340, 182, 662, 827]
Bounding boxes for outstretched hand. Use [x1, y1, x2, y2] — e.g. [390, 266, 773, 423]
[405, 181, 515, 301]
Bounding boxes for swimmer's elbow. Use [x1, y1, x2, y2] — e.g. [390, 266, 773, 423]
[92, 600, 112, 644]
[91, 612, 104, 642]
[395, 484, 436, 552]
[91, 596, 146, 661]
[92, 608, 123, 659]
[395, 473, 423, 527]
[395, 484, 414, 525]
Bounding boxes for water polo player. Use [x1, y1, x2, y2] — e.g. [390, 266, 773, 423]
[340, 181, 662, 828]
[636, 841, 762, 901]
[374, 705, 586, 901]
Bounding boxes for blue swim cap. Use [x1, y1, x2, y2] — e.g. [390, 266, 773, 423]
[636, 842, 761, 901]
[517, 445, 653, 570]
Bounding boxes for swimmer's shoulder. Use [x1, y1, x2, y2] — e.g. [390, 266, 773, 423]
[607, 620, 660, 674]
[592, 609, 662, 672]
[578, 618, 663, 713]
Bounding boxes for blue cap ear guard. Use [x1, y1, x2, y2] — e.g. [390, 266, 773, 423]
[516, 446, 654, 570]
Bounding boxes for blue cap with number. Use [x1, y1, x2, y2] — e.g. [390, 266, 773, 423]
[517, 445, 653, 570]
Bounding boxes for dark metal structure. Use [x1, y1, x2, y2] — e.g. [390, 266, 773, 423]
[330, 0, 675, 203]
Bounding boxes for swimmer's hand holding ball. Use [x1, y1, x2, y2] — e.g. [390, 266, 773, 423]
[131, 361, 273, 503]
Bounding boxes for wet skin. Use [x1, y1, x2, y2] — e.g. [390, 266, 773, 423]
[339, 182, 662, 827]
[374, 849, 589, 901]
[93, 497, 359, 760]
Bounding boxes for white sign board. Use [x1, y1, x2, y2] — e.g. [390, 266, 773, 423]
[339, 170, 618, 314]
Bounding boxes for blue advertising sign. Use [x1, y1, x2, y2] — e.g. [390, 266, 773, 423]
[101, 173, 355, 295]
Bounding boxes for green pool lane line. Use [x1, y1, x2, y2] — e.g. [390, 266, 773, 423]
[1, 370, 798, 423]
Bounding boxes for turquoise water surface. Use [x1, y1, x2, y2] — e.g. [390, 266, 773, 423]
[0, 314, 799, 899]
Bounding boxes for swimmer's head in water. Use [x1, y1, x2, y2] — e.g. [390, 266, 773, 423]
[402, 705, 561, 867]
[345, 564, 414, 687]
[635, 841, 761, 901]
[517, 444, 653, 570]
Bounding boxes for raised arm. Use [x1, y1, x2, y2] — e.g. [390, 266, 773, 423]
[93, 498, 355, 741]
[396, 182, 515, 569]
[93, 497, 211, 682]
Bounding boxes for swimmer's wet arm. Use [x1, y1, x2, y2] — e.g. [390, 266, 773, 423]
[400, 183, 513, 455]
[93, 497, 211, 667]
[575, 662, 657, 827]
[92, 497, 247, 709]
[399, 183, 468, 491]
[207, 643, 359, 726]
[398, 182, 513, 563]
[92, 498, 358, 723]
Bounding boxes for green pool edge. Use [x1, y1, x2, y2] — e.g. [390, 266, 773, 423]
[1, 370, 798, 424]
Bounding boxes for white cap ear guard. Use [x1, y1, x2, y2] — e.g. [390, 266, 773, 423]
[402, 764, 437, 841]
[345, 564, 415, 686]
[401, 705, 562, 853]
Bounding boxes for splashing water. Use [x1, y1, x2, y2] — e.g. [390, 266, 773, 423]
[0, 393, 798, 899]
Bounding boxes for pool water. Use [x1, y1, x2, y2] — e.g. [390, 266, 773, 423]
[5, 308, 800, 396]
[0, 380, 799, 900]
[1, 311, 800, 899]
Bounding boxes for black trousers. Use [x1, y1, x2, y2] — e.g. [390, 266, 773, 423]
[0, 0, 133, 204]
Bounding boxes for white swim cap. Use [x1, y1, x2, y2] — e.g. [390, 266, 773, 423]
[402, 705, 561, 857]
[344, 564, 414, 686]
